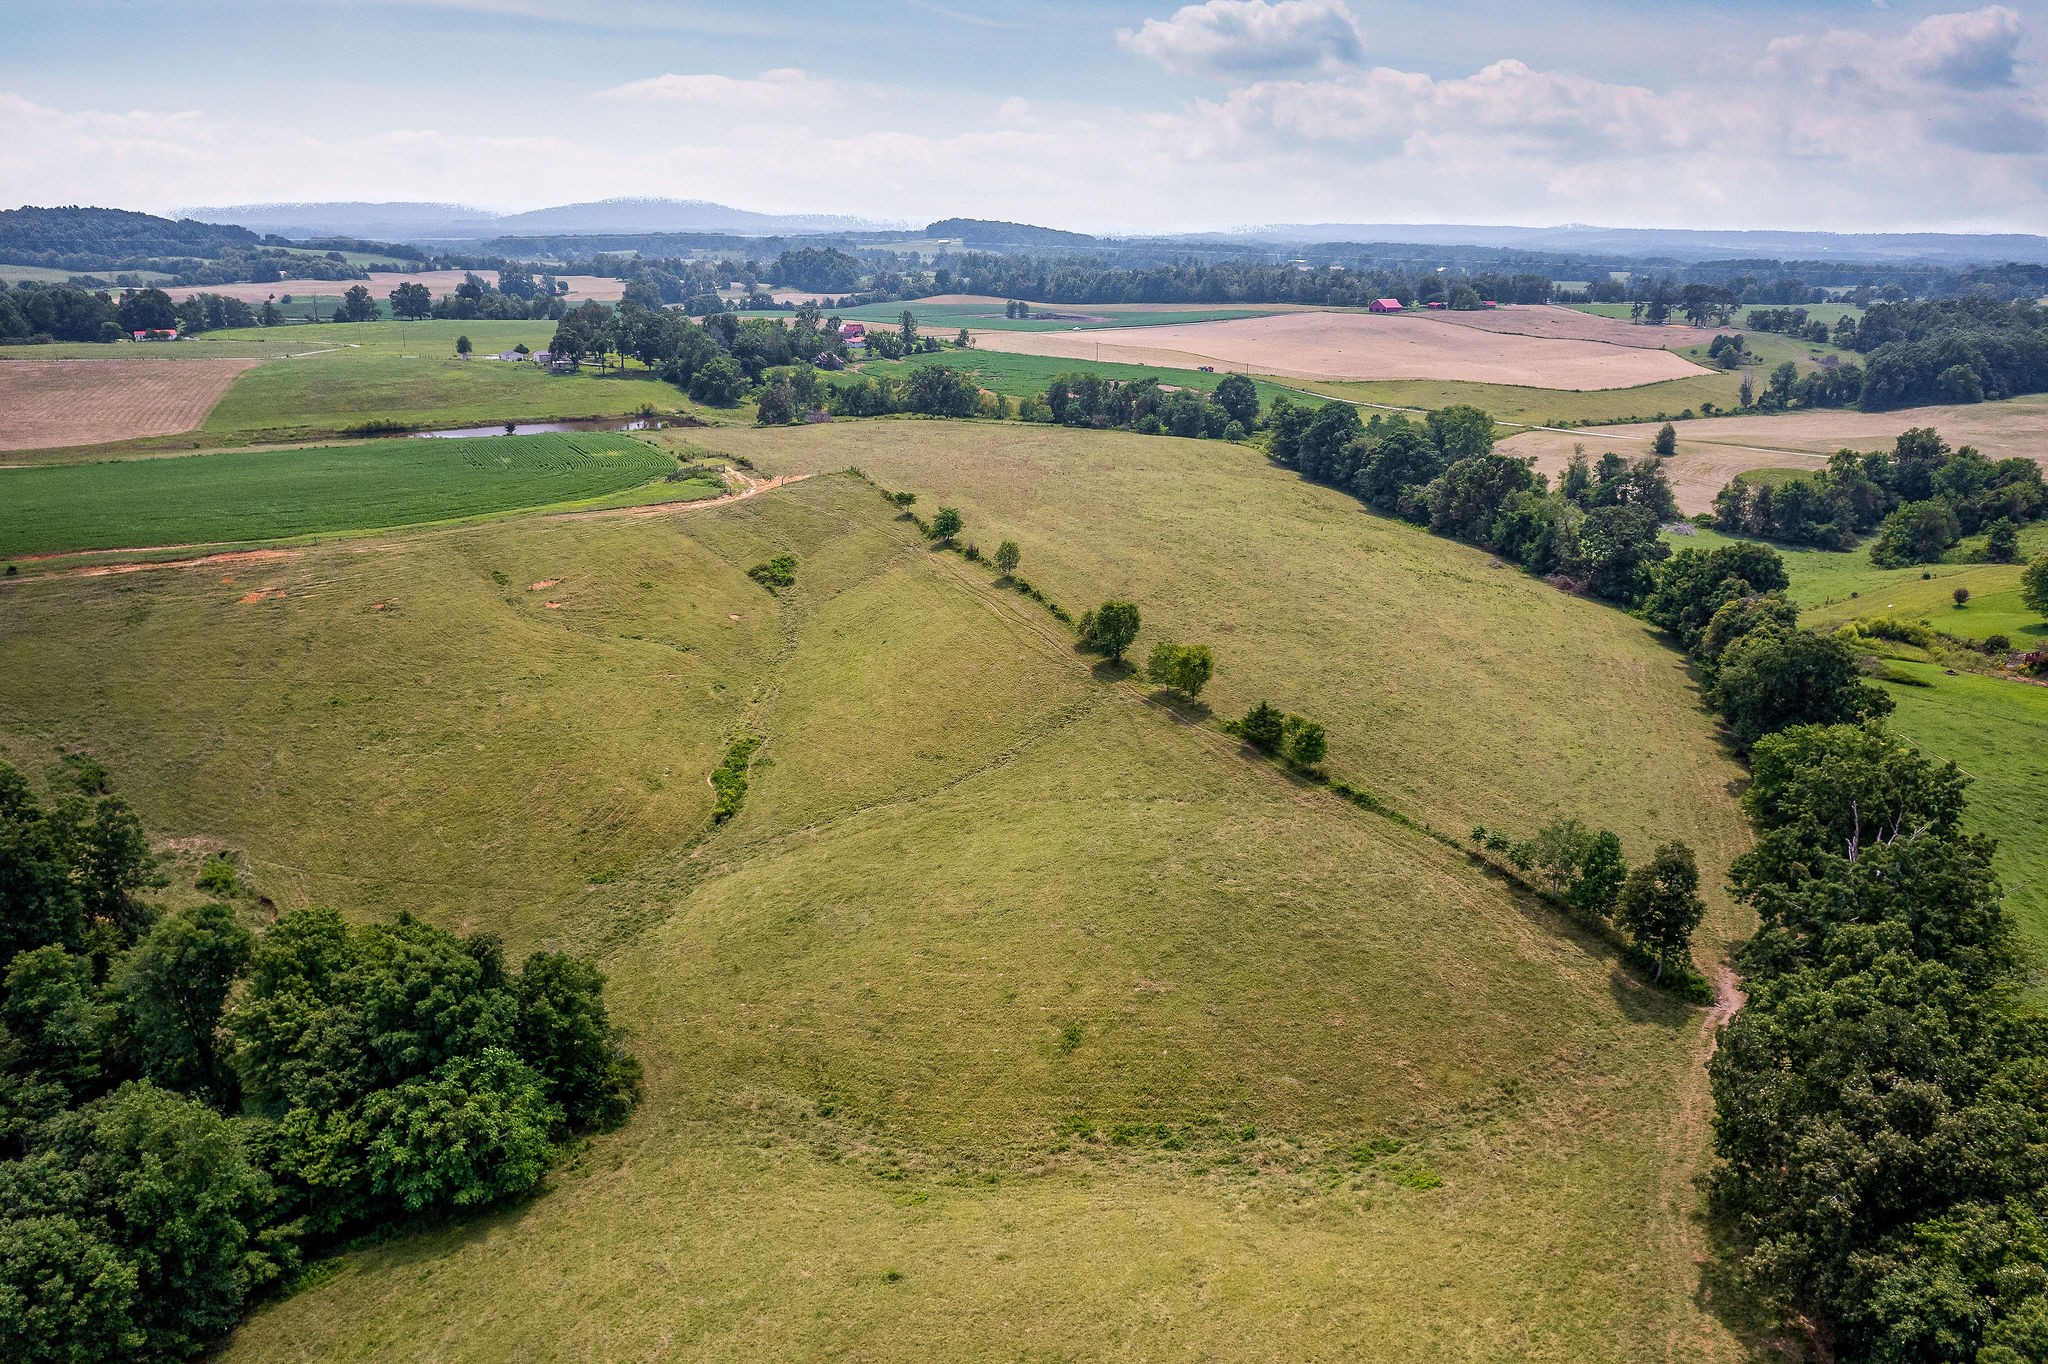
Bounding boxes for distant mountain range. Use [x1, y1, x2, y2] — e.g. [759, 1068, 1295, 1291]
[1203, 222, 2048, 265]
[179, 198, 909, 242]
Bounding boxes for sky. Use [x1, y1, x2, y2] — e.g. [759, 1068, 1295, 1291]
[3, 0, 2046, 234]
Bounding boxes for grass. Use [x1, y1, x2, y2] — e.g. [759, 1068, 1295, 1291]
[0, 427, 1762, 1358]
[1284, 370, 1747, 427]
[0, 431, 699, 556]
[0, 262, 174, 285]
[842, 348, 1309, 407]
[1730, 466, 1815, 489]
[1568, 302, 1864, 326]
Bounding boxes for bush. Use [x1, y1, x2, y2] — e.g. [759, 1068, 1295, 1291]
[992, 540, 1021, 578]
[1280, 715, 1326, 768]
[746, 555, 797, 592]
[709, 737, 761, 822]
[928, 507, 963, 542]
[1077, 601, 1140, 663]
[1238, 701, 1284, 753]
[1143, 643, 1214, 699]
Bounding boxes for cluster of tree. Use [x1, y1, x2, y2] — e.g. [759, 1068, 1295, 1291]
[382, 272, 562, 323]
[811, 364, 1000, 422]
[1640, 540, 1894, 745]
[1842, 297, 2048, 410]
[1616, 285, 1737, 326]
[1707, 721, 2048, 1360]
[1022, 370, 1260, 439]
[773, 247, 862, 294]
[1712, 428, 2046, 558]
[1144, 643, 1214, 699]
[1076, 601, 1141, 663]
[1745, 306, 1855, 347]
[0, 282, 120, 343]
[1270, 400, 1677, 604]
[0, 762, 638, 1362]
[1235, 701, 1326, 769]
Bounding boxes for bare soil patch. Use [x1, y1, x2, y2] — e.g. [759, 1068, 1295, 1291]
[165, 271, 623, 305]
[0, 358, 260, 450]
[1500, 395, 2048, 516]
[971, 312, 1707, 389]
[1427, 305, 1732, 351]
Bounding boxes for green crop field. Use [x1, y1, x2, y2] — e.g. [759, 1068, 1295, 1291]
[0, 431, 703, 556]
[841, 347, 1311, 407]
[0, 423, 1763, 1361]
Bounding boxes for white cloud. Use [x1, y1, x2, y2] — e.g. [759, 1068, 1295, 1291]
[597, 68, 830, 108]
[1119, 0, 1365, 76]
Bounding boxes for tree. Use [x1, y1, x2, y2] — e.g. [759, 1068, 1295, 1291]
[454, 334, 471, 358]
[1144, 643, 1214, 699]
[336, 285, 378, 323]
[1642, 541, 1791, 653]
[1986, 518, 2020, 564]
[754, 378, 796, 426]
[687, 355, 746, 407]
[993, 540, 1021, 579]
[1870, 499, 1961, 568]
[1614, 842, 1704, 979]
[1280, 715, 1326, 768]
[113, 902, 254, 1107]
[115, 289, 175, 334]
[1239, 701, 1284, 753]
[387, 281, 432, 320]
[1080, 601, 1140, 663]
[512, 953, 640, 1131]
[2022, 555, 2048, 620]
[954, 327, 971, 348]
[929, 506, 963, 542]
[1213, 373, 1259, 430]
[1652, 423, 1678, 457]
[1953, 586, 1971, 608]
[1711, 629, 1893, 745]
[898, 309, 918, 348]
[1426, 404, 1495, 463]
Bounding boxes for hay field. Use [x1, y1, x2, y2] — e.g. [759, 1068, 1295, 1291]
[164, 270, 623, 304]
[0, 357, 259, 450]
[1429, 304, 1733, 350]
[1500, 394, 2048, 515]
[971, 311, 1711, 388]
[1, 431, 1759, 1360]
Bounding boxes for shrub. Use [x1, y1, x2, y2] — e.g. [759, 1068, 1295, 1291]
[1985, 634, 2011, 652]
[1077, 601, 1140, 663]
[1238, 701, 1284, 753]
[709, 737, 761, 822]
[1144, 643, 1214, 699]
[1280, 715, 1326, 769]
[993, 540, 1021, 578]
[746, 555, 797, 592]
[1954, 586, 1971, 607]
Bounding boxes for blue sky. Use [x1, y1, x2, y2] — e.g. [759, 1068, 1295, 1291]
[3, 0, 2045, 232]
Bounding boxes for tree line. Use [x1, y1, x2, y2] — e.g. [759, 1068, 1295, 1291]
[0, 761, 638, 1362]
[1712, 427, 2046, 560]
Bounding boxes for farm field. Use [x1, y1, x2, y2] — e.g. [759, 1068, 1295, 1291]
[0, 427, 1759, 1361]
[1427, 304, 1732, 350]
[0, 431, 698, 556]
[1570, 302, 1865, 326]
[0, 262, 174, 285]
[843, 347, 1309, 407]
[810, 295, 1288, 333]
[1296, 369, 1745, 429]
[158, 269, 626, 305]
[969, 310, 1714, 387]
[0, 356, 260, 450]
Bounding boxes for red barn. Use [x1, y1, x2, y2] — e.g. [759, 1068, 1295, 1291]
[1369, 298, 1403, 313]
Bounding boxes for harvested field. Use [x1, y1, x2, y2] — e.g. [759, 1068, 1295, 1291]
[165, 270, 623, 304]
[0, 357, 259, 450]
[971, 311, 1710, 388]
[1499, 394, 2048, 515]
[1425, 304, 1732, 351]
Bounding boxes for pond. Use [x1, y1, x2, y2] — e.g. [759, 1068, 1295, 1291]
[413, 417, 680, 439]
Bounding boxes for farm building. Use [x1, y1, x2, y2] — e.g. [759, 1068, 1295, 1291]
[131, 327, 179, 340]
[1425, 301, 1449, 310]
[1369, 298, 1403, 313]
[840, 322, 867, 344]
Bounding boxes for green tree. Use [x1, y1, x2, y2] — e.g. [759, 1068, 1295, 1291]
[2022, 555, 2048, 619]
[1652, 422, 1677, 457]
[1081, 601, 1141, 663]
[1144, 643, 1214, 699]
[992, 540, 1021, 579]
[1869, 499, 1961, 568]
[336, 285, 378, 323]
[1213, 373, 1259, 429]
[754, 378, 796, 426]
[1642, 541, 1791, 653]
[1425, 404, 1495, 463]
[1239, 701, 1284, 753]
[1986, 518, 2020, 564]
[1614, 841, 1704, 979]
[898, 309, 918, 348]
[512, 952, 640, 1132]
[115, 288, 175, 334]
[1711, 629, 1893, 745]
[113, 902, 254, 1107]
[454, 334, 471, 358]
[687, 355, 746, 406]
[929, 506, 963, 541]
[387, 281, 432, 320]
[1280, 715, 1327, 768]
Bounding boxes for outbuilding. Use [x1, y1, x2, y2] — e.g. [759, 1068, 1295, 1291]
[1369, 298, 1403, 314]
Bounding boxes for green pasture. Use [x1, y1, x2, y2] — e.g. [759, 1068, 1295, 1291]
[803, 298, 1287, 333]
[842, 348, 1310, 408]
[1293, 370, 1747, 428]
[0, 431, 699, 556]
[0, 427, 1763, 1359]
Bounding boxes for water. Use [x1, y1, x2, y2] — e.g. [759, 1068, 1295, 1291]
[413, 417, 671, 439]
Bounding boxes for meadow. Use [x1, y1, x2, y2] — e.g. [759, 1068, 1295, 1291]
[1297, 369, 1746, 428]
[0, 430, 701, 556]
[0, 423, 1763, 1360]
[796, 297, 1286, 332]
[841, 347, 1309, 407]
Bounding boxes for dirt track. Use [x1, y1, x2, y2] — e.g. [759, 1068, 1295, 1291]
[0, 357, 260, 450]
[971, 311, 1709, 389]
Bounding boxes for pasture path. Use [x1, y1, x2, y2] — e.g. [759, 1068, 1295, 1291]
[549, 466, 809, 522]
[1656, 964, 1747, 1361]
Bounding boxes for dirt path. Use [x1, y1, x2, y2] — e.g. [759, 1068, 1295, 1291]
[1657, 964, 1746, 1359]
[550, 467, 809, 522]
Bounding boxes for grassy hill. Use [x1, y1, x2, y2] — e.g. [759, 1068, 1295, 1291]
[0, 425, 1757, 1359]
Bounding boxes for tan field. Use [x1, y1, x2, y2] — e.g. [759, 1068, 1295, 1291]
[0, 357, 260, 451]
[160, 270, 623, 305]
[1499, 394, 2048, 515]
[970, 311, 1710, 388]
[1428, 305, 1733, 351]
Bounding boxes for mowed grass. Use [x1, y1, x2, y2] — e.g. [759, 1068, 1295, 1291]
[1290, 369, 1746, 427]
[0, 431, 689, 556]
[843, 347, 1310, 407]
[2, 443, 1760, 1358]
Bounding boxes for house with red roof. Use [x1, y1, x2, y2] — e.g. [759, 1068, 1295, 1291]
[1369, 298, 1403, 314]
